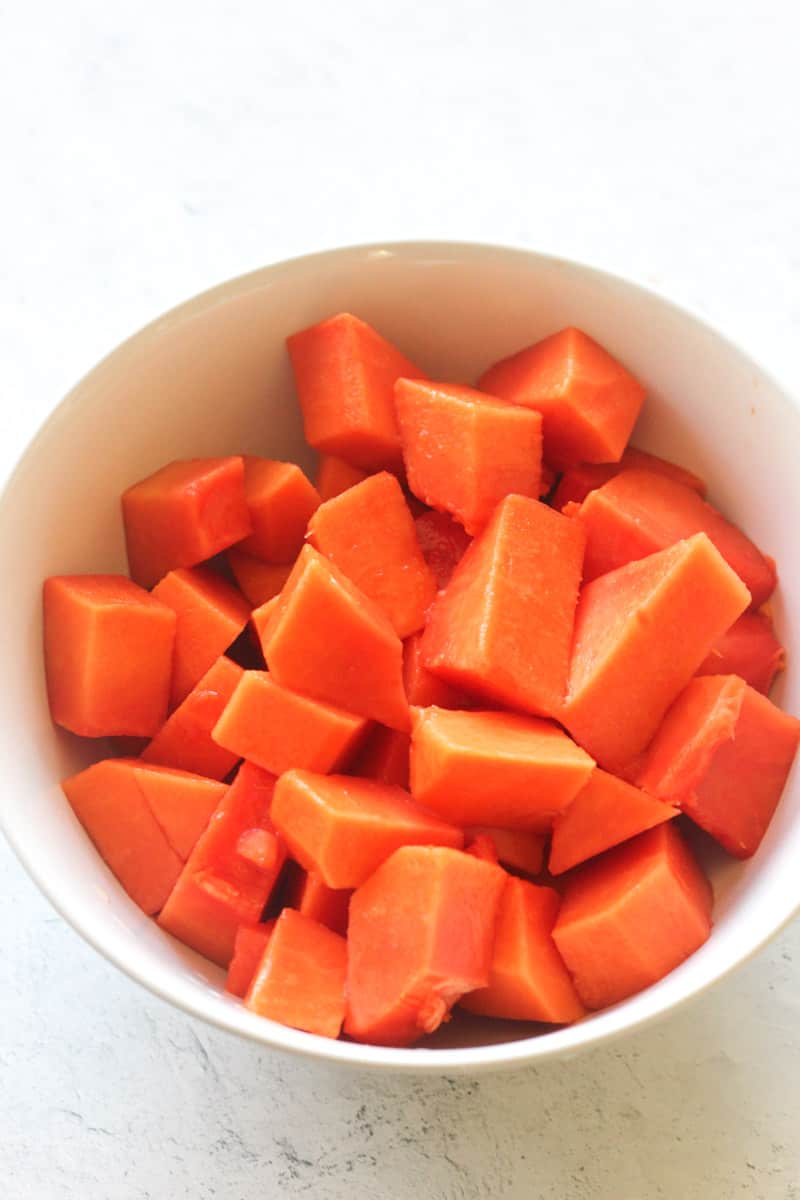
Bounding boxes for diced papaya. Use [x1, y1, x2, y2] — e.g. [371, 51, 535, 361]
[394, 380, 543, 534]
[158, 762, 285, 965]
[421, 495, 585, 718]
[249, 594, 280, 647]
[413, 509, 472, 589]
[44, 575, 176, 738]
[345, 845, 506, 1046]
[552, 446, 707, 510]
[141, 656, 244, 780]
[403, 632, 468, 709]
[271, 769, 464, 889]
[287, 313, 425, 471]
[572, 468, 776, 606]
[225, 922, 275, 997]
[467, 827, 545, 876]
[227, 548, 294, 608]
[262, 545, 409, 730]
[461, 878, 585, 1023]
[563, 534, 751, 772]
[637, 675, 800, 858]
[549, 769, 678, 875]
[552, 824, 713, 1009]
[237, 457, 320, 563]
[478, 327, 645, 468]
[697, 611, 785, 695]
[151, 567, 250, 708]
[245, 908, 347, 1038]
[306, 472, 437, 637]
[62, 758, 225, 913]
[122, 457, 251, 588]
[316, 455, 369, 501]
[352, 725, 411, 789]
[284, 864, 351, 936]
[410, 707, 595, 830]
[212, 670, 368, 776]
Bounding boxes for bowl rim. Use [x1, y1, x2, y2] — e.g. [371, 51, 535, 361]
[3, 237, 799, 1073]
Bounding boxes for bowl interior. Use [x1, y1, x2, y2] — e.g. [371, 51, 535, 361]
[2, 241, 798, 1071]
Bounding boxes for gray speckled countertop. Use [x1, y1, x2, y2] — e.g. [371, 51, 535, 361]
[3, 2, 800, 1196]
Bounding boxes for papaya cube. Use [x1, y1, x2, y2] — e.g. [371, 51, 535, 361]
[316, 455, 368, 501]
[352, 725, 411, 789]
[637, 675, 800, 858]
[394, 379, 542, 534]
[552, 446, 707, 510]
[271, 769, 464, 889]
[237, 457, 320, 563]
[284, 865, 352, 936]
[345, 846, 506, 1046]
[403, 632, 468, 709]
[572, 468, 777, 606]
[552, 824, 713, 1009]
[225, 922, 275, 998]
[122, 456, 251, 588]
[263, 545, 409, 730]
[307, 472, 437, 638]
[152, 566, 250, 708]
[410, 707, 594, 831]
[697, 612, 785, 695]
[287, 312, 425, 471]
[158, 761, 285, 965]
[467, 827, 545, 877]
[421, 494, 585, 719]
[461, 878, 585, 1024]
[478, 327, 645, 468]
[212, 670, 368, 776]
[245, 908, 347, 1039]
[44, 574, 176, 738]
[62, 758, 226, 913]
[142, 655, 244, 781]
[563, 534, 751, 772]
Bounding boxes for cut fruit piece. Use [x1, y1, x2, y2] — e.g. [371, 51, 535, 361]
[316, 455, 368, 501]
[421, 494, 585, 719]
[237, 457, 320, 563]
[246, 908, 347, 1039]
[394, 379, 543, 534]
[287, 312, 425, 471]
[562, 534, 751, 772]
[552, 446, 707, 510]
[44, 575, 176, 738]
[572, 468, 776, 606]
[284, 865, 351, 936]
[403, 632, 468, 709]
[249, 595, 280, 647]
[345, 845, 506, 1046]
[549, 769, 678, 875]
[410, 707, 595, 830]
[307, 472, 437, 637]
[413, 509, 472, 589]
[122, 457, 251, 588]
[158, 762, 285, 965]
[225, 923, 275, 997]
[552, 824, 713, 1009]
[478, 327, 645, 468]
[461, 878, 585, 1024]
[636, 675, 800, 858]
[467, 827, 545, 877]
[227, 548, 294, 608]
[152, 566, 250, 709]
[142, 656, 244, 781]
[62, 758, 225, 913]
[352, 725, 411, 789]
[271, 769, 463, 889]
[697, 611, 785, 695]
[212, 670, 368, 776]
[262, 545, 409, 730]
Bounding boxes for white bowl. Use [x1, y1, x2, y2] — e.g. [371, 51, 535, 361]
[2, 241, 798, 1074]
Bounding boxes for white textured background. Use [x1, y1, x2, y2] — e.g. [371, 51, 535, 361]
[3, 2, 800, 1196]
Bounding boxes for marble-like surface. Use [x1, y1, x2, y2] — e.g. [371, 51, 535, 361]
[3, 2, 800, 1195]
